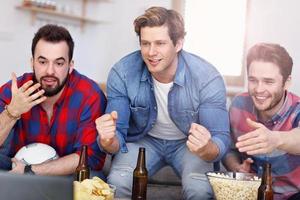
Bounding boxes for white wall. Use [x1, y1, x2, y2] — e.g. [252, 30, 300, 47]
[0, 0, 299, 95]
[0, 0, 171, 85]
[246, 0, 300, 95]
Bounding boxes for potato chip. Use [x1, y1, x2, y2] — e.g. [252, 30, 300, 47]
[73, 177, 115, 200]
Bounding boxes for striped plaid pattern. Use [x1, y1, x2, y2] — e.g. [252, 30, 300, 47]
[229, 92, 300, 199]
[0, 70, 107, 170]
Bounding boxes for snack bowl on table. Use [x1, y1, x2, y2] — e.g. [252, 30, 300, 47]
[74, 176, 116, 200]
[206, 171, 261, 200]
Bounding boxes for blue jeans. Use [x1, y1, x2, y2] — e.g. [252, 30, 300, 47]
[107, 135, 214, 200]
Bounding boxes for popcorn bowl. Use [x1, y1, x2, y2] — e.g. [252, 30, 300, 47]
[206, 172, 261, 200]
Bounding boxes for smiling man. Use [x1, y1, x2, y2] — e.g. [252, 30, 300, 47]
[223, 43, 300, 200]
[95, 7, 230, 199]
[0, 24, 107, 176]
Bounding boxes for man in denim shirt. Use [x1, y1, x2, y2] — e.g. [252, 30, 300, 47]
[96, 7, 230, 199]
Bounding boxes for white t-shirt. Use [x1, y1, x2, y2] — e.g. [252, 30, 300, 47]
[148, 77, 186, 140]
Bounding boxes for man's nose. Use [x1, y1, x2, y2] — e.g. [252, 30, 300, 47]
[148, 44, 157, 56]
[255, 82, 265, 93]
[46, 63, 55, 75]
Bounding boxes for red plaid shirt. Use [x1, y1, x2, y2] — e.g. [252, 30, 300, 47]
[0, 70, 107, 170]
[229, 92, 300, 199]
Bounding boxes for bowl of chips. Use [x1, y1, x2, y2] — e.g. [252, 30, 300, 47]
[74, 176, 116, 200]
[206, 172, 261, 200]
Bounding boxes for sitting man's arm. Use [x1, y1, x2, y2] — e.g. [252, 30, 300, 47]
[187, 123, 220, 161]
[187, 75, 231, 162]
[96, 68, 131, 154]
[96, 111, 120, 154]
[11, 153, 79, 175]
[278, 128, 300, 154]
[0, 73, 46, 146]
[236, 118, 300, 155]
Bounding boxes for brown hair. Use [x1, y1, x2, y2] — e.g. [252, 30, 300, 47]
[32, 24, 74, 62]
[134, 6, 185, 46]
[247, 43, 293, 83]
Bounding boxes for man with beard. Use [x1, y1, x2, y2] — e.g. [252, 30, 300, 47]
[0, 24, 107, 176]
[223, 43, 300, 200]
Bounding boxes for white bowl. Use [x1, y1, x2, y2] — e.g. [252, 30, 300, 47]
[206, 172, 261, 200]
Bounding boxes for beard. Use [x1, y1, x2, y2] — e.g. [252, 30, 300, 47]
[264, 90, 285, 112]
[251, 89, 285, 112]
[33, 70, 69, 97]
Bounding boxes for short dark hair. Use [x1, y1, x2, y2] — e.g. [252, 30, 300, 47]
[246, 43, 293, 83]
[134, 6, 186, 46]
[31, 24, 74, 62]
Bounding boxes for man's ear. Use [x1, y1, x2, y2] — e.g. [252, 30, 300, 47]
[175, 38, 184, 53]
[69, 60, 74, 74]
[284, 75, 292, 90]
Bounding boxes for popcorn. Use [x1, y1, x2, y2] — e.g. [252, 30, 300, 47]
[206, 172, 261, 200]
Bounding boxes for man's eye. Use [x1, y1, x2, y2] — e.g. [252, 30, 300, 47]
[141, 42, 149, 46]
[265, 81, 274, 85]
[56, 62, 64, 66]
[39, 60, 46, 65]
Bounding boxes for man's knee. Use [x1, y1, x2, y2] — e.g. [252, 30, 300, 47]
[107, 165, 134, 198]
[182, 173, 214, 200]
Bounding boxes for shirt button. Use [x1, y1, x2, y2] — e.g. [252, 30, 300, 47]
[154, 106, 157, 110]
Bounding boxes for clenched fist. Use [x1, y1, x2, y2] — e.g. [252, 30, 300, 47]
[187, 123, 219, 161]
[95, 111, 118, 149]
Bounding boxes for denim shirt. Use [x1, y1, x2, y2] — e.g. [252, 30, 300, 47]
[106, 50, 230, 162]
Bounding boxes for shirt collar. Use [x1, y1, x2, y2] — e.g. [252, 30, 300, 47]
[141, 63, 152, 84]
[272, 91, 292, 121]
[173, 51, 185, 87]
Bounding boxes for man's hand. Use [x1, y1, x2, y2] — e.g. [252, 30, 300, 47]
[8, 73, 47, 117]
[9, 158, 25, 174]
[236, 118, 281, 155]
[237, 158, 253, 173]
[96, 111, 118, 148]
[187, 123, 218, 160]
[187, 123, 211, 153]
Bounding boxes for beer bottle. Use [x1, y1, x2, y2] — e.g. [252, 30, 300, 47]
[257, 162, 273, 200]
[132, 147, 148, 200]
[75, 145, 90, 182]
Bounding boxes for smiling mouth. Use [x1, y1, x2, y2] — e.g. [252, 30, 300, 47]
[148, 58, 161, 66]
[254, 95, 269, 104]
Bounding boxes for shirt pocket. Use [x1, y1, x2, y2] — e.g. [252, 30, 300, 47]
[175, 110, 198, 133]
[129, 105, 150, 133]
